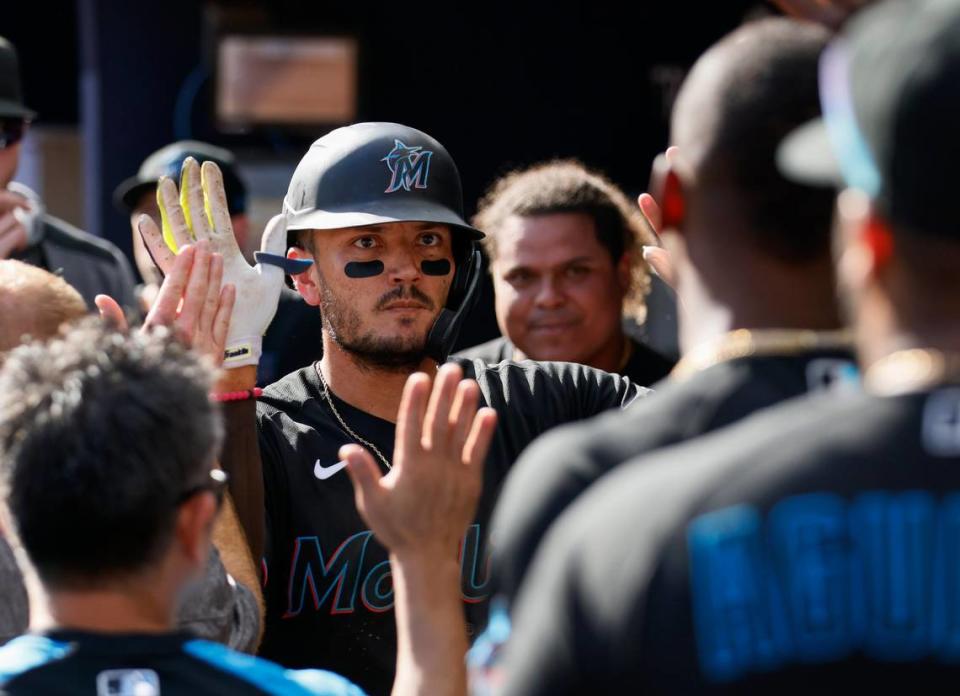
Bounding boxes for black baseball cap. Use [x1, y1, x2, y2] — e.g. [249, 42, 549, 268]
[0, 37, 35, 120]
[113, 140, 248, 215]
[778, 0, 960, 240]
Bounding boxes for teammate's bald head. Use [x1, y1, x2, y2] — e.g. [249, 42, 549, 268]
[671, 18, 834, 264]
[0, 260, 87, 354]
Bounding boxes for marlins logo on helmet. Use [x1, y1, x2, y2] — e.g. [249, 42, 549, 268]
[382, 139, 433, 193]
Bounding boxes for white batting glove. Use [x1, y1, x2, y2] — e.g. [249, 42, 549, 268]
[141, 157, 290, 368]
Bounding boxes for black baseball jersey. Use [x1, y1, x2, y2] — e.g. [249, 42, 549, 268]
[497, 383, 960, 694]
[255, 358, 644, 695]
[455, 335, 675, 388]
[488, 348, 856, 604]
[0, 630, 363, 695]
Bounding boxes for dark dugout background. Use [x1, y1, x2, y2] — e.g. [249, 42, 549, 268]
[8, 0, 760, 348]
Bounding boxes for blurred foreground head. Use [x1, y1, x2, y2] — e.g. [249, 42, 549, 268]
[659, 18, 839, 352]
[0, 320, 223, 594]
[0, 260, 86, 355]
[779, 0, 960, 364]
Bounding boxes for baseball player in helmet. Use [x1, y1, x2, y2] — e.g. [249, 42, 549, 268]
[136, 122, 649, 694]
[279, 122, 485, 366]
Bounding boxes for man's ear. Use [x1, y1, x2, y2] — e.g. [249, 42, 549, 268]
[288, 246, 321, 306]
[649, 153, 685, 235]
[835, 188, 893, 293]
[175, 493, 217, 568]
[863, 211, 894, 272]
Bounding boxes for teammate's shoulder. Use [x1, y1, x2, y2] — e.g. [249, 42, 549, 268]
[449, 355, 538, 386]
[554, 389, 921, 585]
[733, 386, 892, 453]
[258, 366, 317, 411]
[0, 634, 73, 686]
[513, 371, 742, 496]
[603, 388, 867, 505]
[729, 385, 937, 471]
[670, 354, 807, 410]
[182, 639, 366, 695]
[524, 366, 729, 451]
[453, 336, 511, 363]
[597, 392, 854, 507]
[526, 390, 888, 583]
[455, 355, 635, 386]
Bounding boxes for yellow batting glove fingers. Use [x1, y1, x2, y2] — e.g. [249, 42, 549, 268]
[157, 177, 181, 253]
[200, 162, 221, 234]
[200, 161, 236, 241]
[179, 158, 197, 240]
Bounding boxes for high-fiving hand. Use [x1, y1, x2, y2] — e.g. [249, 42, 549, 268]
[139, 157, 289, 368]
[95, 241, 235, 365]
[639, 146, 680, 289]
[341, 363, 498, 559]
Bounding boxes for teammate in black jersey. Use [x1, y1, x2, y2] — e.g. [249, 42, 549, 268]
[136, 123, 648, 694]
[497, 1, 960, 692]
[479, 17, 853, 618]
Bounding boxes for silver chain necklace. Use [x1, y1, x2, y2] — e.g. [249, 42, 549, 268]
[314, 362, 392, 471]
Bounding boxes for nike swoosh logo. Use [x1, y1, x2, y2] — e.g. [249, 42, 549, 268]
[314, 460, 348, 480]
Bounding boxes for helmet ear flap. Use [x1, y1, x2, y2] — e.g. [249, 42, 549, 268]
[426, 243, 482, 362]
[449, 241, 477, 306]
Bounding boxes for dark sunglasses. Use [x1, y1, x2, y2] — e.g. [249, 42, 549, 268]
[176, 468, 229, 507]
[0, 119, 27, 149]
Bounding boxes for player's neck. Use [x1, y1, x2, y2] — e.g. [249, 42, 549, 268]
[320, 341, 439, 423]
[679, 266, 842, 356]
[678, 299, 735, 357]
[41, 585, 174, 635]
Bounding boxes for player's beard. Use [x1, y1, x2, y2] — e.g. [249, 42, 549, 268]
[317, 272, 437, 373]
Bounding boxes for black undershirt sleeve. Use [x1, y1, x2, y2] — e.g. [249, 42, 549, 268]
[546, 360, 648, 418]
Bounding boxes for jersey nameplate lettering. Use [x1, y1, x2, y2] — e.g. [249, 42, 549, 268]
[688, 491, 960, 683]
[283, 523, 491, 617]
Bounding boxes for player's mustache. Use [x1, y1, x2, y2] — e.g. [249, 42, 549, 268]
[375, 285, 435, 311]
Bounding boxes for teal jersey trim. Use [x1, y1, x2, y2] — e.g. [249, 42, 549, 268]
[183, 639, 366, 696]
[0, 635, 73, 685]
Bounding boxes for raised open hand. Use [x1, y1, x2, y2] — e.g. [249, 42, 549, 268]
[342, 363, 498, 559]
[137, 157, 289, 368]
[95, 241, 236, 364]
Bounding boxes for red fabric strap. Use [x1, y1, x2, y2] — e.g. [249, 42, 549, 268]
[210, 388, 263, 403]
